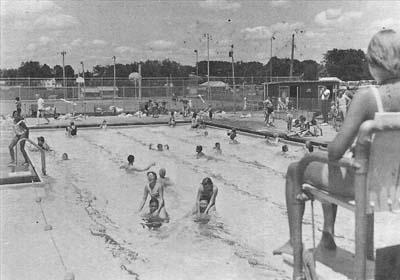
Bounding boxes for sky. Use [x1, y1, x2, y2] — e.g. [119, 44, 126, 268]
[1, 0, 400, 72]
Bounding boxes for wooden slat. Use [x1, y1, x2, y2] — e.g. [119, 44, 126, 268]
[303, 184, 355, 211]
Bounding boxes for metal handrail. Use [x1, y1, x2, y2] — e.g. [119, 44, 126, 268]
[15, 138, 46, 175]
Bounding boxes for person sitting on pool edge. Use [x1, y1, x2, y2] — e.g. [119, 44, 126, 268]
[120, 154, 156, 172]
[193, 177, 218, 215]
[227, 128, 238, 144]
[65, 121, 77, 136]
[273, 29, 400, 279]
[137, 171, 169, 222]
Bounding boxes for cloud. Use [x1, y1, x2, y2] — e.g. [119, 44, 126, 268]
[70, 39, 83, 47]
[1, 0, 59, 18]
[26, 43, 37, 51]
[199, 0, 241, 11]
[270, 0, 290, 7]
[114, 46, 138, 55]
[34, 14, 79, 29]
[242, 21, 304, 40]
[370, 18, 400, 31]
[315, 9, 362, 27]
[39, 36, 54, 45]
[92, 39, 107, 46]
[146, 40, 175, 50]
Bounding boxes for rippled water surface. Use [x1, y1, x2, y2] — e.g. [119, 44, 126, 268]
[29, 125, 342, 280]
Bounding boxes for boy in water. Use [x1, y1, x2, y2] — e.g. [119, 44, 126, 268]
[149, 144, 168, 151]
[120, 154, 155, 172]
[100, 120, 107, 129]
[62, 153, 69, 160]
[37, 136, 51, 151]
[213, 142, 222, 154]
[227, 128, 238, 144]
[196, 145, 206, 159]
[66, 122, 77, 136]
[9, 115, 30, 166]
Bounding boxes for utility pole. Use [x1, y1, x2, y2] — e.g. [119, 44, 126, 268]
[270, 34, 276, 82]
[194, 49, 199, 77]
[112, 56, 116, 103]
[289, 33, 295, 78]
[229, 44, 236, 113]
[204, 33, 211, 101]
[61, 51, 66, 99]
[80, 61, 85, 100]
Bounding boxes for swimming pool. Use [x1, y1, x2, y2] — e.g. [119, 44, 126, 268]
[13, 124, 398, 279]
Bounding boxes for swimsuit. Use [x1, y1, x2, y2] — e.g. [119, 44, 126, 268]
[200, 185, 213, 204]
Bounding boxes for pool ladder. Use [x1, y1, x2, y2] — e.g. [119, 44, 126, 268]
[15, 138, 46, 176]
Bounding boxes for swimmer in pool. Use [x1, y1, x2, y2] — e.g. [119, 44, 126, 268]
[227, 128, 238, 144]
[304, 140, 314, 153]
[265, 133, 280, 146]
[213, 142, 222, 154]
[194, 177, 218, 215]
[158, 168, 172, 188]
[137, 171, 169, 221]
[62, 153, 69, 160]
[120, 154, 156, 172]
[196, 145, 206, 159]
[149, 144, 169, 151]
[100, 120, 107, 129]
[65, 121, 77, 136]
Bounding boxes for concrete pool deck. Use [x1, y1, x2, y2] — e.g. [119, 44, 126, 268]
[24, 112, 338, 145]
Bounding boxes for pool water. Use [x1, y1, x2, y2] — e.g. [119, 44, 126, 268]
[28, 125, 361, 279]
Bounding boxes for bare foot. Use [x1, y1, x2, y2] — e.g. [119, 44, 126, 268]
[273, 240, 293, 255]
[318, 231, 337, 251]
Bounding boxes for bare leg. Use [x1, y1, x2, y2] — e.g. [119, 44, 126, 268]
[19, 139, 29, 164]
[9, 136, 18, 163]
[273, 162, 305, 278]
[319, 203, 337, 250]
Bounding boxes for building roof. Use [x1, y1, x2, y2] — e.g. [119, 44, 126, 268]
[199, 81, 227, 87]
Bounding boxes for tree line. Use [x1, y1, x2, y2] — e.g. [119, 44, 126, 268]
[0, 49, 372, 82]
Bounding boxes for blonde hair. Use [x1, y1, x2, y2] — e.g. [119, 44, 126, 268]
[366, 29, 400, 78]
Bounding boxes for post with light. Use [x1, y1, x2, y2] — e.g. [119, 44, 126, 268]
[61, 51, 66, 99]
[112, 56, 116, 104]
[229, 44, 236, 113]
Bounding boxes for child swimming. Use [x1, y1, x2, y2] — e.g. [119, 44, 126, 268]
[227, 128, 238, 144]
[120, 154, 156, 172]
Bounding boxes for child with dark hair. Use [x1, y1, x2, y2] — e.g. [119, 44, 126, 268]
[120, 154, 155, 172]
[194, 177, 218, 215]
[227, 128, 238, 144]
[213, 142, 222, 154]
[137, 171, 169, 221]
[66, 122, 77, 136]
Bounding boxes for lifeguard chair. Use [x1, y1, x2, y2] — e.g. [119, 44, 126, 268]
[295, 113, 400, 279]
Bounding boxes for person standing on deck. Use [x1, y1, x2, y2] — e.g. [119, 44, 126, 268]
[36, 94, 50, 125]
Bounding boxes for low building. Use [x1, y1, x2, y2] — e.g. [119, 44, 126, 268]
[263, 78, 342, 111]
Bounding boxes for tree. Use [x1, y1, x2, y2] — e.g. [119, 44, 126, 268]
[64, 65, 75, 77]
[323, 49, 372, 81]
[18, 61, 42, 77]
